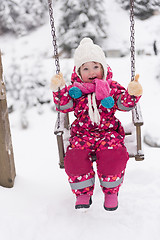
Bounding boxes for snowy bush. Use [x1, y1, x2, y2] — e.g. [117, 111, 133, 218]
[0, 0, 48, 36]
[5, 56, 52, 113]
[3, 54, 56, 128]
[117, 0, 160, 20]
[58, 0, 108, 57]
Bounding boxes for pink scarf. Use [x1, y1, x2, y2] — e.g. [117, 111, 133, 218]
[73, 78, 112, 100]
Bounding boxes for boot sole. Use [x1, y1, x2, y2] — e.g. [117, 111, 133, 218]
[104, 205, 118, 211]
[75, 197, 92, 209]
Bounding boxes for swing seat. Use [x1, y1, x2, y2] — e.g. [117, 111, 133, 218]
[54, 103, 144, 168]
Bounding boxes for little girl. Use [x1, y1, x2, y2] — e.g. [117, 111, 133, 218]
[51, 38, 142, 211]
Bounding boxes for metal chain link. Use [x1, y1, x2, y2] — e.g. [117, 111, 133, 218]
[130, 0, 135, 81]
[48, 0, 61, 129]
[48, 0, 60, 74]
[130, 0, 139, 120]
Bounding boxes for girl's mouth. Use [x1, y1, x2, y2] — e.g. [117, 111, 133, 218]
[89, 77, 96, 80]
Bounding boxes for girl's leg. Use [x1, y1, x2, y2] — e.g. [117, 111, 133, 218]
[96, 134, 129, 210]
[95, 130, 129, 194]
[65, 148, 95, 196]
[65, 149, 95, 208]
[64, 135, 95, 207]
[96, 147, 128, 193]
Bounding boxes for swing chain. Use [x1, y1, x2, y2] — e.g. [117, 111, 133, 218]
[48, 0, 62, 130]
[130, 0, 139, 121]
[130, 0, 135, 81]
[48, 0, 60, 75]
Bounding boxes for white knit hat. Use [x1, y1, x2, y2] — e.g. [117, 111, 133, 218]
[74, 38, 107, 80]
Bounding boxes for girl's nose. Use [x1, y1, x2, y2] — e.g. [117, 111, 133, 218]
[89, 70, 95, 76]
[91, 73, 96, 78]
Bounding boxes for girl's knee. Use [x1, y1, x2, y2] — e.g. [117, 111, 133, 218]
[96, 147, 129, 175]
[64, 148, 92, 176]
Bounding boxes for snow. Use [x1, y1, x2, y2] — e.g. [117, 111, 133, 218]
[2, 107, 160, 240]
[1, 0, 160, 239]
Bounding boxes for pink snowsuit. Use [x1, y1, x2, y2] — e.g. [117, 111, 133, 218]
[53, 65, 140, 196]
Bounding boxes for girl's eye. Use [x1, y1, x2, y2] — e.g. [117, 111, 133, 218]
[83, 68, 88, 71]
[94, 65, 99, 69]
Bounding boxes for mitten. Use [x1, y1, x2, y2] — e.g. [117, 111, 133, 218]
[50, 72, 65, 91]
[101, 96, 115, 109]
[69, 87, 82, 99]
[128, 74, 143, 96]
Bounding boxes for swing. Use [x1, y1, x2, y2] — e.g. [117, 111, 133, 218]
[48, 0, 144, 168]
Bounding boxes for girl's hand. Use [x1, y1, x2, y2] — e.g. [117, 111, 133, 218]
[50, 72, 65, 91]
[128, 74, 143, 96]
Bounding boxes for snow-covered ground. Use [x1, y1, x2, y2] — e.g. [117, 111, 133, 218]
[1, 0, 160, 239]
[1, 99, 160, 240]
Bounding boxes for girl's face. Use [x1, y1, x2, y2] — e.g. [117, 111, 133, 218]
[79, 62, 104, 83]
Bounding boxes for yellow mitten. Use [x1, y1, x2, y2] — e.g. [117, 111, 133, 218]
[128, 74, 143, 96]
[50, 72, 65, 91]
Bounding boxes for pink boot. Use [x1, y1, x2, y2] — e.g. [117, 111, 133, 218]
[75, 194, 92, 209]
[104, 193, 118, 211]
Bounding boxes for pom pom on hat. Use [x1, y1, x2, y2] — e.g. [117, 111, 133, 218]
[79, 38, 93, 45]
[80, 37, 93, 45]
[74, 37, 107, 80]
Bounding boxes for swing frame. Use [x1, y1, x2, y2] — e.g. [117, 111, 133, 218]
[48, 0, 144, 168]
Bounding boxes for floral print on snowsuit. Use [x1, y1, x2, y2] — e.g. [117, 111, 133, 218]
[53, 65, 140, 196]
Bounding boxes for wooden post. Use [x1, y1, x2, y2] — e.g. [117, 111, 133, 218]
[54, 112, 70, 169]
[132, 103, 144, 161]
[0, 51, 16, 187]
[56, 134, 65, 168]
[135, 124, 144, 161]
